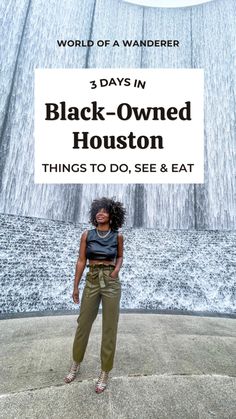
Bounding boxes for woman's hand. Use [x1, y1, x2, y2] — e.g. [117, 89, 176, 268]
[72, 288, 80, 304]
[110, 270, 119, 279]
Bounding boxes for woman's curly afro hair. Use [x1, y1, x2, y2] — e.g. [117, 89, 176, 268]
[89, 197, 126, 230]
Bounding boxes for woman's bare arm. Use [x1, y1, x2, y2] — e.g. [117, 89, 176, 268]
[110, 233, 124, 278]
[72, 230, 88, 303]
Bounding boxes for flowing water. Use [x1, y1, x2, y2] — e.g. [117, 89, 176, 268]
[0, 0, 235, 313]
[0, 214, 235, 314]
[0, 0, 235, 229]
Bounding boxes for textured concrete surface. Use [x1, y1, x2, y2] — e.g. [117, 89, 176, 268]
[0, 313, 236, 418]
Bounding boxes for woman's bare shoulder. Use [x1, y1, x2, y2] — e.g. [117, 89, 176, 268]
[81, 229, 90, 240]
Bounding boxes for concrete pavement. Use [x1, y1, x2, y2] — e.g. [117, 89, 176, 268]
[0, 313, 236, 419]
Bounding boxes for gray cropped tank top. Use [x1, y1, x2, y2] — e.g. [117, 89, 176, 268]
[86, 229, 118, 260]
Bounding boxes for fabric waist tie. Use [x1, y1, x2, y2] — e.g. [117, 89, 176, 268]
[99, 268, 106, 288]
[87, 264, 115, 288]
[87, 264, 115, 269]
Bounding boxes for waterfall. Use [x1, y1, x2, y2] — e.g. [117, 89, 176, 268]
[0, 0, 235, 230]
[1, 214, 235, 314]
[0, 0, 235, 315]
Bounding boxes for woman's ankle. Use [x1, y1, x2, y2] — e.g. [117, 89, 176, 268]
[64, 361, 80, 383]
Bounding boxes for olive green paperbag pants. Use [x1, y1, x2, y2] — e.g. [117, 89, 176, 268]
[73, 264, 121, 371]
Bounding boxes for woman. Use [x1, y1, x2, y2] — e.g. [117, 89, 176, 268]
[64, 197, 126, 393]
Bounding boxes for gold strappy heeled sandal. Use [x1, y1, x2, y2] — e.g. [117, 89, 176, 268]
[64, 361, 80, 383]
[95, 370, 109, 393]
